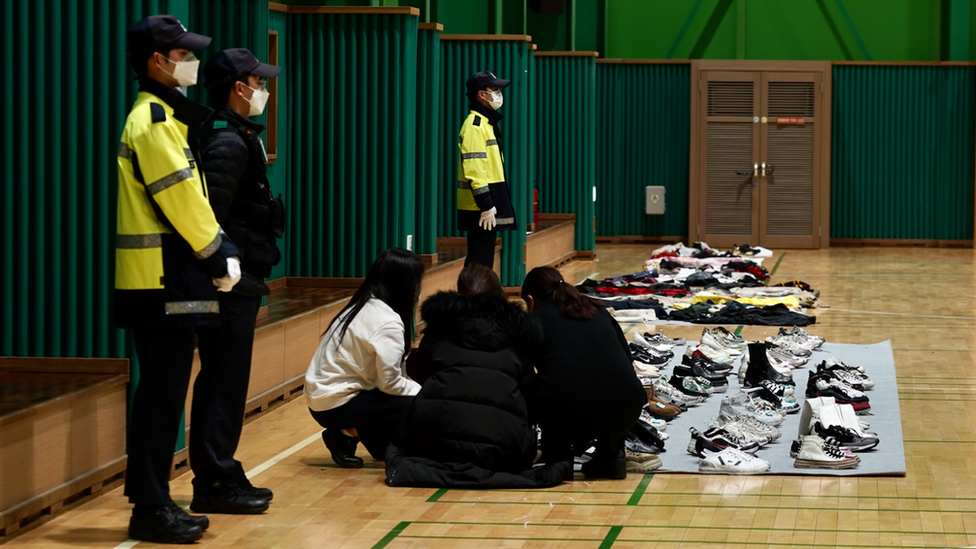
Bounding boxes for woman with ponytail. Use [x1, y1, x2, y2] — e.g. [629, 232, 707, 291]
[305, 248, 425, 469]
[521, 267, 645, 479]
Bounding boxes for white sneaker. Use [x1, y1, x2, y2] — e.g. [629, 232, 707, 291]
[638, 409, 668, 432]
[632, 332, 675, 353]
[713, 412, 782, 441]
[793, 435, 860, 469]
[766, 335, 814, 357]
[687, 343, 735, 365]
[707, 327, 747, 349]
[699, 446, 770, 474]
[653, 377, 707, 407]
[766, 344, 809, 368]
[633, 361, 661, 378]
[701, 329, 744, 356]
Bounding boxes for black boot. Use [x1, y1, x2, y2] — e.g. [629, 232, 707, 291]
[322, 429, 364, 468]
[190, 478, 270, 515]
[744, 342, 793, 387]
[129, 504, 204, 544]
[167, 501, 209, 531]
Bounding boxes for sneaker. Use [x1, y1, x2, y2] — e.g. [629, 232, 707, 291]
[687, 343, 735, 365]
[633, 360, 661, 378]
[638, 408, 668, 432]
[765, 341, 810, 367]
[674, 358, 730, 387]
[781, 326, 825, 349]
[630, 343, 671, 366]
[129, 505, 205, 544]
[806, 373, 871, 412]
[712, 414, 781, 443]
[642, 331, 686, 347]
[653, 377, 706, 407]
[625, 449, 662, 472]
[793, 435, 860, 469]
[642, 384, 682, 419]
[687, 427, 759, 456]
[698, 444, 770, 474]
[167, 501, 209, 531]
[190, 478, 270, 515]
[723, 392, 785, 426]
[709, 326, 747, 349]
[683, 353, 734, 374]
[825, 357, 865, 374]
[633, 332, 676, 353]
[816, 361, 874, 390]
[669, 374, 712, 396]
[701, 329, 744, 356]
[766, 335, 814, 357]
[813, 422, 880, 452]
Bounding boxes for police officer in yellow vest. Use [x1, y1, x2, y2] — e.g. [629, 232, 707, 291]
[117, 16, 241, 544]
[458, 71, 517, 268]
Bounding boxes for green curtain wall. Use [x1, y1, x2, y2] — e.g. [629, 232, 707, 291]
[595, 62, 690, 238]
[439, 38, 533, 285]
[286, 12, 419, 276]
[266, 8, 291, 281]
[832, 66, 975, 240]
[414, 27, 442, 255]
[534, 55, 596, 251]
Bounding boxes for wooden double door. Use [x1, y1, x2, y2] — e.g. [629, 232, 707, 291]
[689, 61, 831, 249]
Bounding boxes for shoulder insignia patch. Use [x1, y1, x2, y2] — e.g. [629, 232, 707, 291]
[213, 120, 228, 129]
[150, 103, 166, 123]
[473, 116, 481, 126]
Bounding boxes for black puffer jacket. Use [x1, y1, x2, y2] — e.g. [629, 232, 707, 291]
[198, 109, 283, 295]
[398, 292, 540, 473]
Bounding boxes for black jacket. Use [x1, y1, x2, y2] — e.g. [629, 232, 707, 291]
[198, 109, 283, 295]
[398, 292, 539, 474]
[530, 303, 646, 440]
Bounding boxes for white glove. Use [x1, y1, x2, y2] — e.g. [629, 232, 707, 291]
[213, 257, 241, 292]
[479, 206, 497, 230]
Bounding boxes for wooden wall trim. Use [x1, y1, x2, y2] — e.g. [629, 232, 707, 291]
[597, 59, 691, 65]
[535, 51, 600, 57]
[418, 22, 444, 31]
[0, 357, 129, 375]
[286, 277, 365, 288]
[270, 5, 420, 16]
[440, 34, 532, 42]
[0, 376, 128, 427]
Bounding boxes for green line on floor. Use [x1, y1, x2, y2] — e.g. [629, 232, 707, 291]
[734, 325, 743, 335]
[427, 489, 449, 502]
[627, 474, 653, 505]
[623, 323, 635, 335]
[371, 521, 410, 549]
[599, 526, 623, 549]
[769, 252, 786, 278]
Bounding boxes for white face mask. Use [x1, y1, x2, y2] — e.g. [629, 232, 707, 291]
[488, 89, 503, 110]
[242, 83, 270, 117]
[159, 52, 200, 88]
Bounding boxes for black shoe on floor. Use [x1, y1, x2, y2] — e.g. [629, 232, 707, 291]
[129, 505, 204, 544]
[230, 471, 274, 502]
[580, 448, 627, 479]
[322, 429, 364, 468]
[190, 479, 270, 515]
[167, 501, 209, 531]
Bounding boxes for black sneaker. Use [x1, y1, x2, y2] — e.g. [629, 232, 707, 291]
[129, 505, 204, 544]
[229, 471, 274, 502]
[191, 479, 270, 515]
[167, 501, 209, 531]
[682, 353, 733, 374]
[813, 422, 880, 452]
[630, 343, 671, 366]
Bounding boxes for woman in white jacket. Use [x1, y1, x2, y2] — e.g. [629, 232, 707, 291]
[305, 248, 425, 468]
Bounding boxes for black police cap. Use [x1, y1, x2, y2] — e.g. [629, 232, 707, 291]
[204, 48, 281, 89]
[465, 71, 511, 96]
[127, 15, 211, 54]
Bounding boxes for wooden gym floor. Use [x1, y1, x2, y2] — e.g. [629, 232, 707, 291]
[5, 245, 976, 549]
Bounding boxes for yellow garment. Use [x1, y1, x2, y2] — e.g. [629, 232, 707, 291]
[456, 110, 505, 212]
[691, 294, 801, 309]
[116, 91, 223, 290]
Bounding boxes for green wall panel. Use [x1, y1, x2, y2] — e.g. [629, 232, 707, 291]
[534, 55, 596, 251]
[267, 8, 291, 281]
[832, 66, 975, 239]
[439, 39, 533, 285]
[415, 27, 442, 255]
[595, 63, 690, 238]
[286, 12, 418, 277]
[606, 0, 948, 61]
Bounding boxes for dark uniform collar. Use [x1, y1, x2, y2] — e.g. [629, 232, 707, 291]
[138, 77, 213, 127]
[213, 108, 266, 135]
[470, 102, 503, 127]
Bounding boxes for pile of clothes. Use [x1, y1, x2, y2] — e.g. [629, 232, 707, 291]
[577, 242, 825, 326]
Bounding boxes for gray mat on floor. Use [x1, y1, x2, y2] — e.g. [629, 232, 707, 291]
[651, 340, 905, 476]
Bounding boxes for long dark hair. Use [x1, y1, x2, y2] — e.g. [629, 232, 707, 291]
[325, 247, 425, 357]
[521, 266, 598, 320]
[457, 264, 504, 298]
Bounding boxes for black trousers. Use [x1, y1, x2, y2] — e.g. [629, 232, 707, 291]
[465, 228, 497, 269]
[191, 293, 261, 488]
[124, 294, 260, 505]
[309, 389, 414, 460]
[126, 327, 197, 505]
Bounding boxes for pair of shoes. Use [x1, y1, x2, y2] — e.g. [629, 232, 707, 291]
[779, 326, 825, 349]
[741, 343, 794, 387]
[129, 504, 205, 544]
[643, 384, 682, 419]
[686, 426, 760, 456]
[805, 371, 871, 413]
[690, 432, 770, 474]
[813, 422, 879, 452]
[705, 327, 746, 350]
[793, 435, 860, 469]
[669, 374, 713, 396]
[625, 449, 662, 472]
[712, 410, 782, 442]
[640, 331, 686, 347]
[701, 328, 744, 356]
[190, 477, 270, 515]
[816, 360, 874, 390]
[581, 447, 627, 479]
[637, 407, 670, 432]
[322, 429, 365, 468]
[674, 358, 729, 392]
[630, 342, 672, 366]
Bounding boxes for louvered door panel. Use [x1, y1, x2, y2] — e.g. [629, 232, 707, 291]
[760, 75, 820, 248]
[766, 124, 814, 235]
[708, 82, 755, 116]
[705, 123, 755, 237]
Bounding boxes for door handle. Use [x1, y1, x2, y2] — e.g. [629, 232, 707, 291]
[761, 162, 775, 177]
[735, 163, 759, 186]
